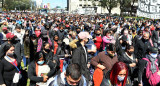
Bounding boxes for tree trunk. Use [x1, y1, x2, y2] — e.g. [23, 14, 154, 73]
[109, 9, 111, 15]
[120, 6, 122, 16]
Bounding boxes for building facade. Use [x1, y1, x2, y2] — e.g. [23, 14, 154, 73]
[67, 0, 138, 15]
[34, 0, 43, 9]
[67, 0, 121, 15]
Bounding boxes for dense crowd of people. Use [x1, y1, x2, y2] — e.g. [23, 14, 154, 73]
[0, 12, 160, 86]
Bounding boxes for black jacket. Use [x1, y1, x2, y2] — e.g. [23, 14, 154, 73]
[118, 52, 138, 76]
[0, 41, 23, 62]
[28, 61, 56, 86]
[56, 45, 71, 58]
[49, 29, 57, 39]
[151, 30, 158, 44]
[0, 57, 21, 86]
[71, 44, 90, 81]
[57, 30, 67, 41]
[134, 39, 151, 59]
[116, 40, 125, 57]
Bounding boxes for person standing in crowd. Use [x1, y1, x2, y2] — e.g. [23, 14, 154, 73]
[0, 44, 21, 86]
[93, 29, 103, 56]
[57, 25, 67, 41]
[42, 42, 54, 62]
[150, 25, 159, 47]
[138, 47, 160, 86]
[37, 30, 52, 52]
[118, 45, 138, 82]
[49, 24, 57, 40]
[101, 62, 132, 86]
[72, 31, 91, 81]
[0, 32, 23, 61]
[0, 27, 9, 45]
[102, 30, 115, 50]
[30, 34, 38, 62]
[49, 63, 88, 86]
[119, 28, 132, 45]
[0, 20, 8, 33]
[68, 31, 77, 42]
[23, 30, 31, 67]
[52, 34, 59, 55]
[91, 43, 118, 74]
[28, 51, 56, 86]
[56, 38, 71, 72]
[116, 35, 129, 57]
[134, 32, 152, 59]
[13, 26, 24, 44]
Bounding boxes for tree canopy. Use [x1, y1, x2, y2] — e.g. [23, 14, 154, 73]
[3, 0, 31, 11]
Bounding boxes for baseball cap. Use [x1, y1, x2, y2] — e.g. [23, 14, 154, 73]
[78, 32, 90, 39]
[6, 33, 15, 39]
[2, 27, 7, 30]
[149, 47, 158, 53]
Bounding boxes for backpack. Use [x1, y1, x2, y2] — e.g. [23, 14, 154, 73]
[142, 58, 160, 86]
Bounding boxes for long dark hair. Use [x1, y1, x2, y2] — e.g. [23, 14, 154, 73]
[3, 44, 15, 57]
[23, 30, 30, 46]
[34, 51, 46, 63]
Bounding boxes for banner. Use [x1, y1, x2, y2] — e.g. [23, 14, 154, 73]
[137, 0, 160, 19]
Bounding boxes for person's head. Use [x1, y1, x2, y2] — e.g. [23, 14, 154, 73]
[96, 29, 101, 35]
[78, 32, 90, 45]
[2, 20, 6, 25]
[35, 51, 46, 65]
[76, 28, 81, 34]
[142, 32, 150, 41]
[59, 25, 64, 31]
[110, 62, 128, 86]
[41, 30, 48, 40]
[4, 44, 15, 57]
[54, 34, 59, 41]
[43, 42, 50, 53]
[65, 63, 82, 86]
[15, 26, 21, 33]
[6, 33, 17, 42]
[2, 27, 8, 34]
[72, 31, 77, 39]
[144, 26, 150, 32]
[105, 30, 111, 37]
[125, 45, 134, 55]
[132, 29, 136, 34]
[123, 29, 128, 36]
[24, 30, 29, 36]
[138, 30, 143, 36]
[106, 44, 116, 58]
[121, 35, 128, 46]
[148, 47, 158, 59]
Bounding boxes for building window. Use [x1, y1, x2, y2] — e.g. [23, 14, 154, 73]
[88, 5, 91, 7]
[84, 0, 86, 1]
[84, 5, 86, 7]
[79, 4, 82, 6]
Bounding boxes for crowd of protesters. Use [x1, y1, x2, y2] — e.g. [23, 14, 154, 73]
[0, 12, 160, 86]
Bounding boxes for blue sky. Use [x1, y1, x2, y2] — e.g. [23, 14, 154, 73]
[43, 0, 67, 9]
